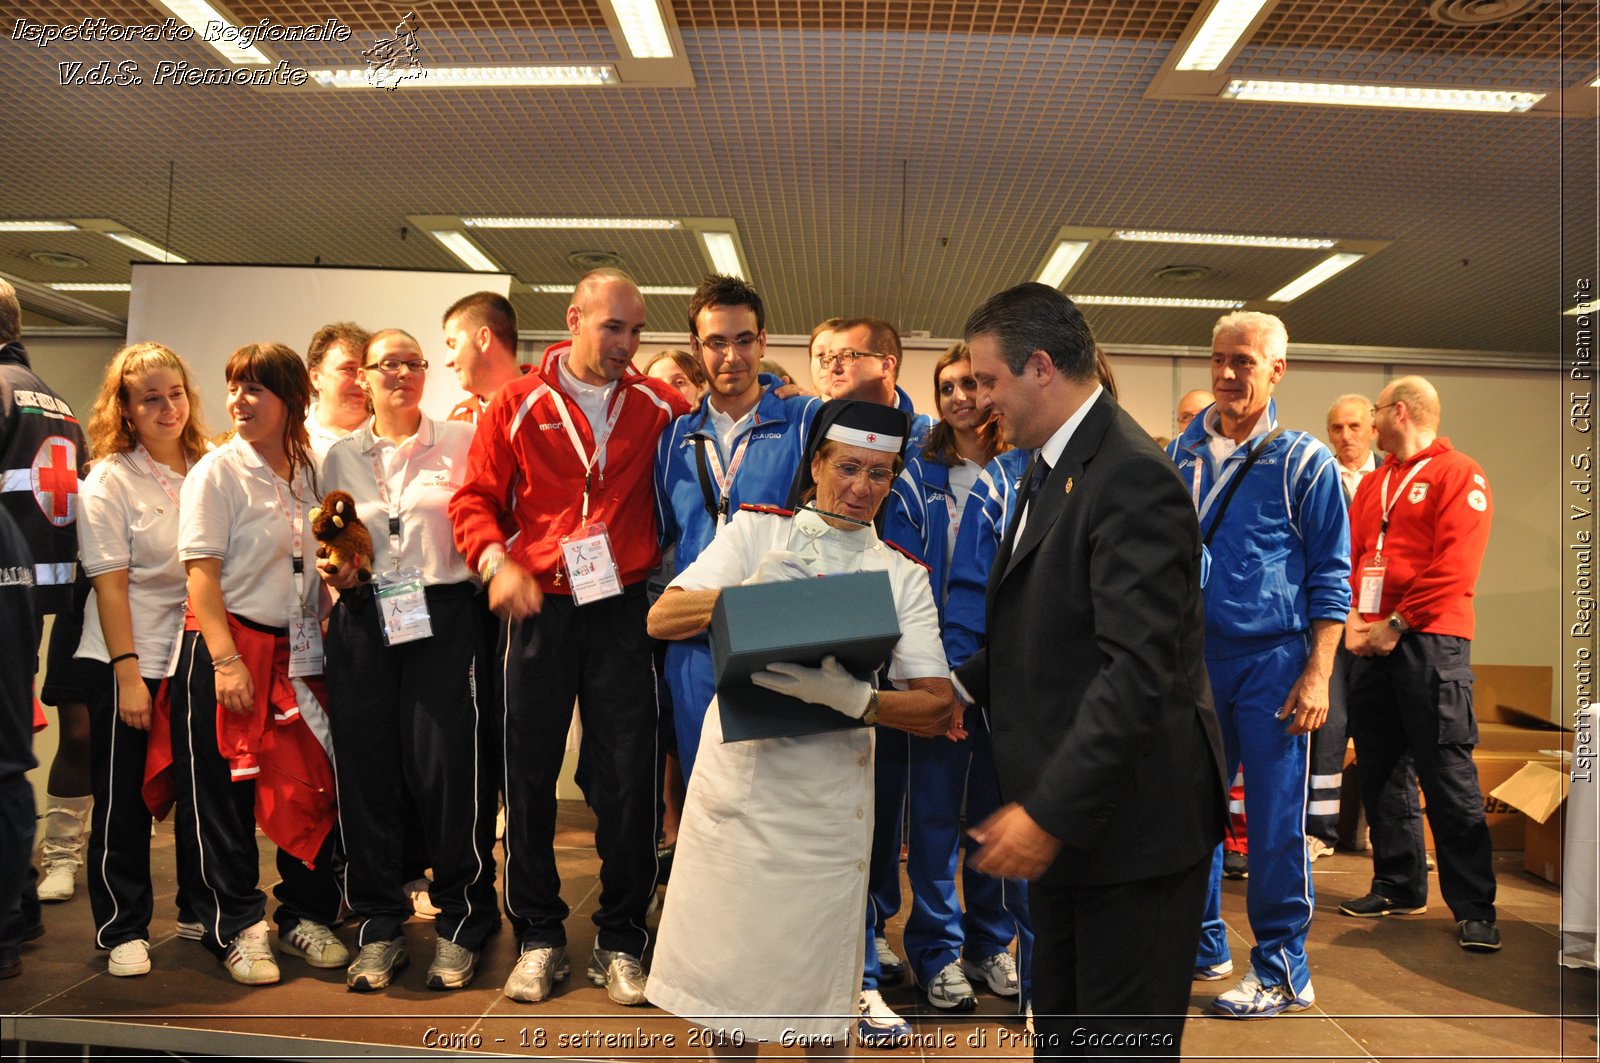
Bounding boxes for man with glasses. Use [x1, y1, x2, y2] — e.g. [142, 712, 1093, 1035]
[442, 292, 527, 425]
[450, 268, 690, 1009]
[1166, 311, 1349, 1019]
[305, 322, 372, 457]
[822, 319, 929, 437]
[1340, 376, 1499, 952]
[654, 275, 820, 780]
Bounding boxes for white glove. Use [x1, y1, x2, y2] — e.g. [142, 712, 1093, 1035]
[751, 654, 872, 718]
[741, 549, 814, 586]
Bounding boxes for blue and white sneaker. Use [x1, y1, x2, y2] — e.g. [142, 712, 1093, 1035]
[1211, 964, 1314, 1019]
[1192, 958, 1234, 981]
[874, 936, 905, 985]
[857, 989, 912, 1048]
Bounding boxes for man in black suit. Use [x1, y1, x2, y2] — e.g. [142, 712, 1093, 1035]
[955, 283, 1227, 1059]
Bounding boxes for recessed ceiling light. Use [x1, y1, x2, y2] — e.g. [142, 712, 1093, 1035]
[611, 0, 674, 59]
[48, 283, 132, 292]
[26, 251, 90, 270]
[430, 230, 501, 272]
[1223, 79, 1545, 112]
[1174, 0, 1273, 71]
[1114, 229, 1337, 250]
[105, 232, 188, 263]
[307, 65, 617, 88]
[1266, 252, 1365, 302]
[0, 221, 78, 232]
[1035, 240, 1092, 289]
[466, 216, 683, 230]
[525, 283, 696, 295]
[1070, 295, 1246, 309]
[148, 0, 271, 64]
[698, 232, 744, 278]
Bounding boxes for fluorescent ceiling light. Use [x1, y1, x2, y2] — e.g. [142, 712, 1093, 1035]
[1565, 299, 1598, 316]
[1175, 0, 1271, 71]
[1070, 295, 1245, 309]
[149, 0, 271, 64]
[699, 232, 744, 278]
[466, 216, 682, 230]
[1112, 229, 1336, 250]
[0, 220, 78, 232]
[1266, 252, 1364, 302]
[611, 0, 674, 59]
[48, 283, 132, 292]
[431, 230, 501, 272]
[106, 231, 188, 263]
[1035, 240, 1092, 289]
[527, 283, 696, 295]
[1224, 79, 1544, 113]
[308, 65, 617, 88]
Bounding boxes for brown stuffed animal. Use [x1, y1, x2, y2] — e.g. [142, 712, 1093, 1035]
[310, 490, 374, 584]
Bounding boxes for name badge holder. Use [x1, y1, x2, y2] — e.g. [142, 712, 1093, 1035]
[1357, 554, 1387, 614]
[274, 477, 323, 678]
[561, 522, 623, 605]
[1358, 457, 1434, 618]
[369, 457, 433, 645]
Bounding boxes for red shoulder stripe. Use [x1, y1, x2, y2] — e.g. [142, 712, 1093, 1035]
[884, 540, 931, 571]
[739, 503, 794, 517]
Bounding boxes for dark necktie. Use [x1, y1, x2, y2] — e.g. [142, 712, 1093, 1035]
[1021, 456, 1051, 510]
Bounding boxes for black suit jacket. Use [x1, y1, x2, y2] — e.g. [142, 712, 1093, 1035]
[956, 391, 1227, 887]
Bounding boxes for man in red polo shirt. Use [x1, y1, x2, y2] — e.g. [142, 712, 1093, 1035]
[1340, 375, 1499, 951]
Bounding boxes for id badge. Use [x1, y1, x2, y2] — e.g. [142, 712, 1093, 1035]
[1358, 554, 1386, 614]
[289, 614, 324, 677]
[376, 567, 433, 646]
[560, 522, 623, 605]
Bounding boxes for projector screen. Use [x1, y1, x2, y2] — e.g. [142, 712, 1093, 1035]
[127, 263, 513, 428]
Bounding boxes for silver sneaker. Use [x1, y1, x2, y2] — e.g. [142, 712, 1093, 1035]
[280, 919, 350, 969]
[588, 947, 647, 1006]
[922, 960, 977, 1011]
[427, 939, 479, 990]
[223, 921, 280, 986]
[346, 938, 408, 991]
[504, 945, 568, 1003]
[963, 951, 1020, 997]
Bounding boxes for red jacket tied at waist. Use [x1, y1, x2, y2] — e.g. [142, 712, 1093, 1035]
[143, 611, 335, 867]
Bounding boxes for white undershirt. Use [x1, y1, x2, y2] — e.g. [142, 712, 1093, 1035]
[944, 458, 981, 570]
[1014, 385, 1102, 543]
[558, 358, 618, 470]
[1204, 405, 1271, 471]
[705, 398, 757, 455]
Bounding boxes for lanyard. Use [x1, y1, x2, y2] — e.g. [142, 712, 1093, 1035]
[551, 382, 624, 525]
[133, 445, 184, 506]
[692, 420, 756, 525]
[367, 445, 405, 573]
[1375, 457, 1434, 555]
[269, 472, 312, 617]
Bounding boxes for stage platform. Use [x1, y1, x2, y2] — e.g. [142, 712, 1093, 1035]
[2, 800, 1594, 1060]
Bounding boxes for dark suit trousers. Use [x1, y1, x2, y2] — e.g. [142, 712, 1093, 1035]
[1030, 853, 1210, 1060]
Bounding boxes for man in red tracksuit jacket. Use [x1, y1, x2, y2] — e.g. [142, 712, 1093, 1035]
[450, 269, 689, 1007]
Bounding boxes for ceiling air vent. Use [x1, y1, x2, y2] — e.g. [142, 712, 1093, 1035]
[1153, 264, 1212, 283]
[1427, 0, 1542, 27]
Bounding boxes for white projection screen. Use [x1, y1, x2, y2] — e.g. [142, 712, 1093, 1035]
[127, 263, 514, 427]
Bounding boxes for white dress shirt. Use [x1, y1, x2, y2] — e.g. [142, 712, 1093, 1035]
[1014, 384, 1103, 543]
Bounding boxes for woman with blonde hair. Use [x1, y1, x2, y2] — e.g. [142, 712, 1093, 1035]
[167, 343, 344, 986]
[75, 342, 209, 976]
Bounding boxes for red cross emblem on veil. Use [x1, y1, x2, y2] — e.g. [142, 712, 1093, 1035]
[32, 437, 78, 527]
[866, 433, 878, 443]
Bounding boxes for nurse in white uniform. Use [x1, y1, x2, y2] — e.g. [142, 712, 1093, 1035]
[646, 400, 954, 1055]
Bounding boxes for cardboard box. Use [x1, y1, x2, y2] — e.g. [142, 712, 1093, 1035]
[710, 570, 902, 742]
[1416, 750, 1567, 851]
[1474, 664, 1555, 725]
[1490, 761, 1572, 885]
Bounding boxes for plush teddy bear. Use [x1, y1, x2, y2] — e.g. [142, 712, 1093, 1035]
[309, 490, 374, 584]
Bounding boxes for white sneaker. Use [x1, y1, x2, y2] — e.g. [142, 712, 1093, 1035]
[404, 877, 441, 920]
[504, 945, 568, 1003]
[224, 921, 280, 986]
[1211, 964, 1315, 1019]
[963, 951, 1020, 996]
[1193, 958, 1234, 981]
[108, 939, 151, 977]
[1306, 837, 1335, 862]
[175, 919, 204, 941]
[37, 802, 88, 903]
[873, 935, 905, 984]
[856, 989, 911, 1048]
[280, 919, 349, 968]
[922, 960, 977, 1011]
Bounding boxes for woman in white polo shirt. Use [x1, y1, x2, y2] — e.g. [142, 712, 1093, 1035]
[75, 342, 210, 977]
[171, 342, 345, 987]
[319, 328, 497, 993]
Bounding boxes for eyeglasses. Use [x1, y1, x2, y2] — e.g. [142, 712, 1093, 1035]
[695, 335, 760, 356]
[365, 358, 429, 375]
[1371, 401, 1397, 417]
[827, 459, 896, 486]
[818, 349, 884, 370]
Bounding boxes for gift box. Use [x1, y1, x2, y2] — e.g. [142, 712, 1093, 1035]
[710, 570, 902, 742]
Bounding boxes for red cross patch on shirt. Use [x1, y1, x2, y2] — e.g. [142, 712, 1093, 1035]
[31, 436, 78, 527]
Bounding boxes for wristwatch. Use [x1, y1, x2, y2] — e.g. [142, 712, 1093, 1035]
[480, 554, 507, 584]
[1386, 611, 1409, 634]
[861, 688, 879, 726]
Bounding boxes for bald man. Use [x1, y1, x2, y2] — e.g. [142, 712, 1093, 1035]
[1340, 376, 1499, 952]
[451, 268, 691, 1006]
[1176, 389, 1214, 435]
